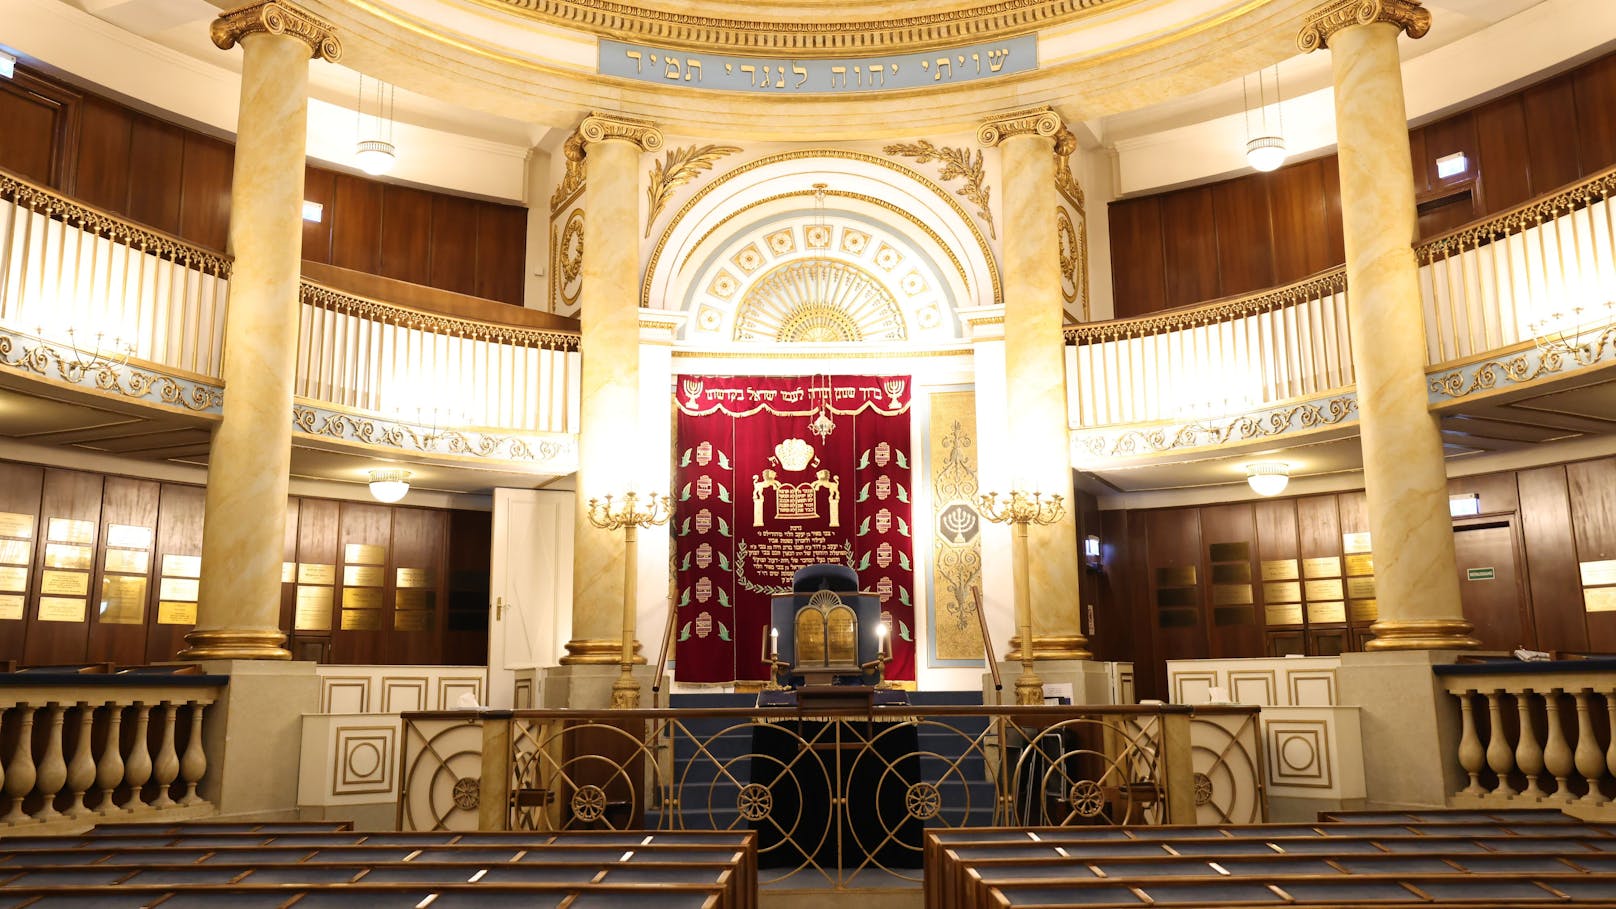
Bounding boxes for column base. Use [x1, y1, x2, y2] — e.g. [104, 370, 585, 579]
[987, 659, 1117, 706]
[178, 629, 290, 661]
[541, 664, 666, 709]
[560, 638, 646, 665]
[1006, 634, 1093, 661]
[1366, 619, 1480, 651]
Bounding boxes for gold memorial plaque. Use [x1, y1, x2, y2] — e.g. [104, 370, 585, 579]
[104, 549, 150, 575]
[39, 596, 86, 622]
[44, 543, 92, 570]
[1350, 599, 1380, 623]
[0, 539, 29, 566]
[396, 589, 434, 611]
[1155, 565, 1197, 587]
[1580, 560, 1616, 587]
[1346, 576, 1377, 600]
[0, 594, 21, 621]
[394, 610, 433, 632]
[159, 577, 199, 602]
[1263, 581, 1302, 604]
[1305, 578, 1344, 601]
[157, 601, 197, 625]
[106, 524, 152, 550]
[1156, 587, 1198, 608]
[1345, 553, 1375, 576]
[1211, 562, 1252, 584]
[396, 567, 435, 589]
[1208, 542, 1251, 563]
[1214, 605, 1254, 626]
[41, 570, 89, 596]
[345, 543, 385, 565]
[343, 565, 384, 588]
[298, 563, 336, 585]
[295, 586, 334, 631]
[47, 518, 95, 545]
[0, 566, 25, 592]
[1265, 604, 1305, 626]
[1584, 587, 1616, 613]
[0, 512, 33, 538]
[282, 562, 295, 583]
[97, 575, 148, 624]
[163, 555, 202, 578]
[1302, 557, 1341, 579]
[341, 609, 381, 631]
[1309, 600, 1347, 623]
[1260, 559, 1299, 581]
[342, 587, 382, 610]
[1212, 584, 1254, 606]
[1342, 531, 1372, 554]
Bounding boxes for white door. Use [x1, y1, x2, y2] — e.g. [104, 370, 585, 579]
[488, 488, 574, 708]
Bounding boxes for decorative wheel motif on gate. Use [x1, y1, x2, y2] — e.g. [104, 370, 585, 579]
[1069, 779, 1106, 818]
[571, 784, 608, 822]
[906, 782, 941, 820]
[451, 777, 480, 811]
[737, 783, 773, 821]
[1193, 771, 1214, 806]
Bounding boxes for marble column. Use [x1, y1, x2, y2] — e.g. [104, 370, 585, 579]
[979, 109, 1090, 661]
[1300, 0, 1476, 649]
[562, 113, 665, 666]
[181, 2, 338, 660]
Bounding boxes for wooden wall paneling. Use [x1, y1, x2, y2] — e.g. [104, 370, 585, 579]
[1143, 508, 1206, 672]
[1523, 77, 1584, 195]
[1199, 504, 1261, 659]
[330, 172, 384, 275]
[125, 115, 185, 235]
[1450, 471, 1520, 517]
[1416, 113, 1481, 236]
[1210, 177, 1275, 296]
[73, 95, 133, 212]
[1253, 498, 1301, 649]
[301, 166, 336, 265]
[1073, 490, 1103, 657]
[429, 195, 480, 297]
[476, 204, 528, 306]
[1473, 97, 1534, 213]
[388, 507, 446, 665]
[1118, 509, 1159, 700]
[1516, 465, 1588, 653]
[280, 499, 300, 645]
[24, 470, 104, 666]
[145, 483, 205, 664]
[1566, 457, 1616, 651]
[1106, 197, 1168, 319]
[0, 464, 45, 665]
[85, 477, 158, 666]
[178, 133, 234, 252]
[444, 509, 492, 667]
[378, 185, 433, 287]
[1572, 54, 1616, 174]
[1319, 155, 1346, 268]
[294, 498, 340, 660]
[1294, 495, 1343, 651]
[1407, 128, 1432, 199]
[1091, 508, 1133, 668]
[0, 69, 80, 188]
[1267, 160, 1332, 285]
[331, 502, 393, 664]
[1160, 187, 1221, 308]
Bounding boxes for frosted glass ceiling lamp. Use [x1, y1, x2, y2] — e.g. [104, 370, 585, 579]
[354, 73, 397, 177]
[355, 139, 396, 176]
[1246, 135, 1288, 173]
[1243, 65, 1288, 173]
[1244, 462, 1290, 497]
[368, 468, 411, 503]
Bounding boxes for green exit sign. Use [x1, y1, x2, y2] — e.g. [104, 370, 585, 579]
[1467, 567, 1496, 581]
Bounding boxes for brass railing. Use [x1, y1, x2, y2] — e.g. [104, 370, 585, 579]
[400, 704, 1264, 889]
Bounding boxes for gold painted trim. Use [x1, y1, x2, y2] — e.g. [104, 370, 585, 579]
[1065, 269, 1347, 342]
[579, 111, 664, 152]
[1416, 166, 1616, 261]
[301, 282, 580, 349]
[1365, 618, 1479, 651]
[1008, 633, 1093, 661]
[977, 106, 1063, 147]
[1298, 0, 1430, 53]
[178, 627, 292, 660]
[671, 345, 973, 359]
[212, 0, 342, 61]
[560, 637, 645, 664]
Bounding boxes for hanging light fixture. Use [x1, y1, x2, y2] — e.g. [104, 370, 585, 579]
[1244, 462, 1291, 497]
[368, 468, 411, 503]
[354, 73, 396, 177]
[1243, 65, 1288, 173]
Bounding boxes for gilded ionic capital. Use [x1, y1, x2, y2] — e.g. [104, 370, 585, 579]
[1297, 0, 1430, 52]
[211, 0, 341, 62]
[579, 112, 665, 153]
[977, 107, 1064, 148]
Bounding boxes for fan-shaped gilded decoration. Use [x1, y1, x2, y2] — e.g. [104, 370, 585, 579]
[735, 260, 907, 343]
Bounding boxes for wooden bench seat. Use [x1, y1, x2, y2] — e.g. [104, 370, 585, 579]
[1, 882, 726, 908]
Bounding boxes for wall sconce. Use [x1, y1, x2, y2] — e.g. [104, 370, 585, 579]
[368, 468, 411, 503]
[1084, 534, 1102, 570]
[1244, 462, 1290, 497]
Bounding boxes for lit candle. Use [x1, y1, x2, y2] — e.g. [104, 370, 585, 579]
[770, 627, 779, 659]
[877, 622, 890, 658]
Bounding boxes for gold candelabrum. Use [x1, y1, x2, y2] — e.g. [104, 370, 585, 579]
[586, 490, 673, 709]
[978, 489, 1066, 706]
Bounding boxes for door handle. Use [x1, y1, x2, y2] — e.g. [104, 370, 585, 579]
[494, 596, 506, 621]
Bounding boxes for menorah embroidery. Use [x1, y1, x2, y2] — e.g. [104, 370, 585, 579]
[884, 378, 906, 408]
[753, 468, 841, 526]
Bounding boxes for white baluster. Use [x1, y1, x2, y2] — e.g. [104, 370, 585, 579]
[1456, 690, 1486, 796]
[149, 702, 178, 810]
[122, 702, 152, 812]
[3, 704, 38, 824]
[1485, 690, 1518, 798]
[64, 701, 96, 818]
[33, 703, 65, 821]
[1573, 689, 1608, 804]
[1515, 689, 1546, 800]
[179, 700, 208, 807]
[95, 702, 125, 815]
[1544, 689, 1575, 803]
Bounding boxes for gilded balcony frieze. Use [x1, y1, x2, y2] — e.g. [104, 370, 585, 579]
[1071, 393, 1358, 462]
[291, 401, 577, 470]
[0, 328, 224, 414]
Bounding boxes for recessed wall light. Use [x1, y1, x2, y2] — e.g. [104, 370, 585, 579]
[1436, 152, 1468, 180]
[0, 51, 16, 80]
[1449, 493, 1480, 517]
[302, 200, 323, 223]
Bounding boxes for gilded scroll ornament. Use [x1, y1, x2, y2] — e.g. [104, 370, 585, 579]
[0, 332, 222, 413]
[1297, 0, 1430, 53]
[1427, 328, 1615, 399]
[210, 0, 341, 61]
[552, 209, 585, 314]
[645, 145, 741, 237]
[550, 130, 587, 214]
[1057, 207, 1082, 315]
[1078, 395, 1358, 458]
[579, 112, 664, 152]
[976, 107, 1063, 148]
[291, 403, 576, 465]
[882, 140, 996, 239]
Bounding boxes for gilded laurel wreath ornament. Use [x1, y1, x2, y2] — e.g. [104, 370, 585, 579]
[645, 145, 742, 237]
[882, 140, 997, 239]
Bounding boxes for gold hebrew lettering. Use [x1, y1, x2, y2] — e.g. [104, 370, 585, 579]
[686, 58, 701, 81]
[988, 48, 1010, 72]
[934, 58, 951, 80]
[625, 50, 643, 73]
[793, 63, 807, 88]
[829, 65, 847, 88]
[664, 58, 681, 79]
